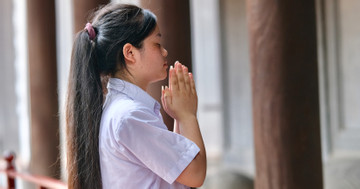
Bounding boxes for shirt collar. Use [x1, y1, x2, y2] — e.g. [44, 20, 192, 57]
[107, 78, 160, 112]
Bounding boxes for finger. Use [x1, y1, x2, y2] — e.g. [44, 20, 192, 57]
[164, 87, 171, 111]
[175, 61, 180, 70]
[164, 86, 172, 108]
[161, 86, 166, 109]
[189, 72, 197, 95]
[168, 65, 174, 90]
[170, 65, 179, 92]
[182, 65, 190, 91]
[176, 62, 185, 91]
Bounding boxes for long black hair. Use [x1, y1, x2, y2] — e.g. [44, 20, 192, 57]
[66, 3, 157, 189]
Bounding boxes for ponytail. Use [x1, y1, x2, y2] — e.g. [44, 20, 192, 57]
[66, 30, 103, 189]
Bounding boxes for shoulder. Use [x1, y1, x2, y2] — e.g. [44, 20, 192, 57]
[103, 96, 154, 123]
[104, 94, 142, 113]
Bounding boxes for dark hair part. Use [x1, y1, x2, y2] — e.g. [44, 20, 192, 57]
[66, 3, 157, 189]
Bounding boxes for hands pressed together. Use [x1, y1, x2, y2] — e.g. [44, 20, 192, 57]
[161, 61, 198, 122]
[161, 61, 206, 187]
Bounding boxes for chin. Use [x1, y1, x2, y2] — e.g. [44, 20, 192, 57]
[160, 71, 168, 80]
[151, 75, 167, 84]
[159, 75, 167, 81]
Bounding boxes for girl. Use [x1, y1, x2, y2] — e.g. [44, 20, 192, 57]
[66, 3, 206, 189]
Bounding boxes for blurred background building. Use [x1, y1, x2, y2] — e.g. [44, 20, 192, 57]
[0, 0, 359, 188]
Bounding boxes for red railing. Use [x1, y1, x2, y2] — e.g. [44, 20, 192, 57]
[0, 152, 67, 189]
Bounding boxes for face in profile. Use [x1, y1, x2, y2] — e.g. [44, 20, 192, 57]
[136, 25, 169, 83]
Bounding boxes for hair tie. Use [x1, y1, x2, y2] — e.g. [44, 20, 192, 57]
[84, 23, 96, 40]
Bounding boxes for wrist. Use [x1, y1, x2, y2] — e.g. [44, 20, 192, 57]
[176, 114, 197, 123]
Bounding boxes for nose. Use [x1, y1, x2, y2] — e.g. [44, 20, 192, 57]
[162, 47, 168, 57]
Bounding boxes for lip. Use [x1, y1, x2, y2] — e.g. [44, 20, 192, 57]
[163, 61, 168, 67]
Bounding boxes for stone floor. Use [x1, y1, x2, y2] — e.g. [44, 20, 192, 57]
[324, 157, 360, 189]
[200, 157, 360, 189]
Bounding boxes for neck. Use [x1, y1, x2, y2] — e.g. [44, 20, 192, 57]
[113, 72, 149, 91]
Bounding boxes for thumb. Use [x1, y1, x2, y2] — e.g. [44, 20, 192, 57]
[164, 86, 172, 108]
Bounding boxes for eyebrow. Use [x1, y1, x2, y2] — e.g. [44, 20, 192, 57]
[156, 33, 162, 37]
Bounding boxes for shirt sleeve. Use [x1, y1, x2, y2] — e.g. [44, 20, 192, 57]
[115, 108, 200, 184]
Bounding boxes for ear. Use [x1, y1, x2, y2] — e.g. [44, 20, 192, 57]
[123, 43, 136, 64]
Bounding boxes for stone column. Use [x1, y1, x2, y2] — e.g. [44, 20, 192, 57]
[28, 0, 60, 178]
[141, 0, 193, 130]
[0, 0, 18, 155]
[246, 1, 323, 188]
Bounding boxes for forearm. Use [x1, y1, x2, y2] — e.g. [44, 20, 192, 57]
[177, 116, 204, 153]
[176, 115, 207, 187]
[176, 116, 206, 168]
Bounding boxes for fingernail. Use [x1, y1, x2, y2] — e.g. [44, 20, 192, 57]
[170, 65, 173, 70]
[161, 85, 164, 91]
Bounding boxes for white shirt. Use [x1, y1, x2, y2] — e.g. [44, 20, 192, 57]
[99, 78, 200, 189]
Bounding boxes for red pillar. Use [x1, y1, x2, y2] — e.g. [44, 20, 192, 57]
[28, 0, 60, 178]
[141, 0, 193, 130]
[73, 0, 109, 33]
[247, 1, 323, 188]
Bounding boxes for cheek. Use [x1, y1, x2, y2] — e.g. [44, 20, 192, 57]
[147, 50, 159, 61]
